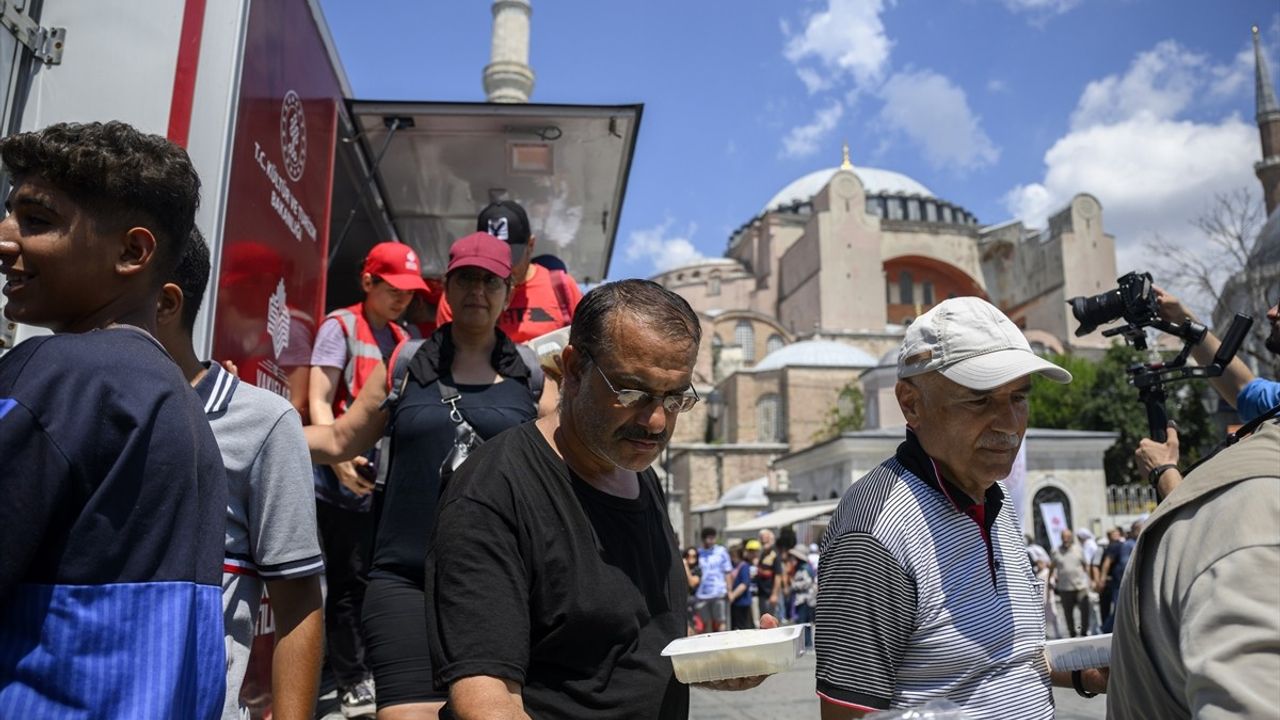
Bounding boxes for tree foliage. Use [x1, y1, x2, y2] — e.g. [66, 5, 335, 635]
[813, 380, 865, 443]
[1029, 345, 1214, 485]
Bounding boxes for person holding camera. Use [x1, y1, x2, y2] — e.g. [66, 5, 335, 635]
[1108, 291, 1280, 719]
[1134, 288, 1277, 497]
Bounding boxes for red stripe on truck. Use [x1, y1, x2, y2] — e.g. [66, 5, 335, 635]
[167, 0, 208, 147]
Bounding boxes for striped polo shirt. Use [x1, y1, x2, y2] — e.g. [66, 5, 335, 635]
[815, 431, 1051, 719]
[196, 361, 324, 719]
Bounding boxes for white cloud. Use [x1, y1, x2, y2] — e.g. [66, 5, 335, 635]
[625, 219, 705, 274]
[1070, 41, 1207, 129]
[783, 0, 893, 89]
[1007, 38, 1264, 278]
[876, 70, 1000, 171]
[987, 78, 1009, 94]
[1000, 0, 1081, 14]
[796, 67, 834, 94]
[781, 100, 845, 159]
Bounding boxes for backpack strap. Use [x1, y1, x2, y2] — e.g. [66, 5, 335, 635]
[549, 269, 574, 324]
[516, 343, 544, 401]
[380, 338, 426, 413]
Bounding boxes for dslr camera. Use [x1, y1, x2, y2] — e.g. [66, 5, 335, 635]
[1068, 271, 1159, 337]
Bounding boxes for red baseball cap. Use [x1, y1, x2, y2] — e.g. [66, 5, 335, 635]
[447, 232, 512, 279]
[363, 242, 430, 294]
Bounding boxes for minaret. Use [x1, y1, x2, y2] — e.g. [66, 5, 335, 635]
[483, 0, 535, 103]
[1254, 25, 1280, 214]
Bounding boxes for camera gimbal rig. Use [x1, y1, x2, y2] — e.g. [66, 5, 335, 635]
[1069, 271, 1254, 443]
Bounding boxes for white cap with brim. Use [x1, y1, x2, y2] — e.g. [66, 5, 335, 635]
[898, 296, 1072, 391]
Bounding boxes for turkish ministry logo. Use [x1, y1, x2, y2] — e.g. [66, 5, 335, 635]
[280, 90, 307, 183]
[267, 279, 291, 360]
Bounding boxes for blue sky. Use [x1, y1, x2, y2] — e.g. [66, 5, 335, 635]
[320, 0, 1279, 289]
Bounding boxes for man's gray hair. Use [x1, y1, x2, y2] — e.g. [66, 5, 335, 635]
[568, 279, 701, 360]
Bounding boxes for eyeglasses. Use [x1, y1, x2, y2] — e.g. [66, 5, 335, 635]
[450, 269, 508, 293]
[583, 350, 700, 414]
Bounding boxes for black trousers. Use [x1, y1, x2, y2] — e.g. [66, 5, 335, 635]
[1057, 588, 1092, 638]
[317, 499, 375, 688]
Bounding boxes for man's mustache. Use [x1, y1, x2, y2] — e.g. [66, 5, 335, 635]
[979, 434, 1021, 451]
[617, 426, 668, 443]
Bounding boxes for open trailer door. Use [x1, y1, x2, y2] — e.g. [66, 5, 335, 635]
[333, 100, 643, 290]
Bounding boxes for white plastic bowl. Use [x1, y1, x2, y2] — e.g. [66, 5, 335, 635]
[661, 625, 806, 684]
[1045, 633, 1112, 671]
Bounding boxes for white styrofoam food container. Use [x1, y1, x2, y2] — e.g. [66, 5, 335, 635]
[1045, 633, 1112, 671]
[661, 625, 806, 683]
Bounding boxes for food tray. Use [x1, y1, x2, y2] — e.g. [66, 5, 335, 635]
[1045, 633, 1112, 671]
[661, 625, 806, 684]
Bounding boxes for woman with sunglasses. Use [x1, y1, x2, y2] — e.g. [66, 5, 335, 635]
[306, 232, 549, 719]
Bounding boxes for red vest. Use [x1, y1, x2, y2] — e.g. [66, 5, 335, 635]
[327, 302, 408, 416]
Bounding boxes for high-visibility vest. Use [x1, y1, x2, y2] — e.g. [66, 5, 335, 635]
[327, 303, 408, 416]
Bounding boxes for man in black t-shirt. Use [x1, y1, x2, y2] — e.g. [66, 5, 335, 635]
[427, 280, 776, 719]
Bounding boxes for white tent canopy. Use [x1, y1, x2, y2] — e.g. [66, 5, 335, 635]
[724, 501, 839, 534]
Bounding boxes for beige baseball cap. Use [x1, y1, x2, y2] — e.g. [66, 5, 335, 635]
[898, 297, 1072, 390]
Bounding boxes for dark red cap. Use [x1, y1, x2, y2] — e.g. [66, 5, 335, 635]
[447, 232, 512, 278]
[363, 242, 430, 294]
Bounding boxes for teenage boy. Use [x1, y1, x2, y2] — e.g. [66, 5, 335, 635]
[309, 240, 427, 714]
[0, 121, 226, 718]
[157, 230, 325, 720]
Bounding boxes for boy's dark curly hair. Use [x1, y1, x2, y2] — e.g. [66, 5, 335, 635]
[0, 121, 201, 277]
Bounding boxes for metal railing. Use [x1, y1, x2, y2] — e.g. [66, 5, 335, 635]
[1106, 484, 1159, 516]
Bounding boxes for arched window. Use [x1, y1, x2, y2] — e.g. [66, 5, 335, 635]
[766, 333, 785, 355]
[924, 201, 938, 223]
[899, 271, 914, 305]
[941, 205, 953, 224]
[708, 273, 721, 297]
[887, 198, 905, 220]
[865, 197, 884, 217]
[922, 281, 934, 305]
[735, 321, 755, 362]
[1032, 485, 1072, 551]
[906, 198, 921, 221]
[756, 393, 781, 443]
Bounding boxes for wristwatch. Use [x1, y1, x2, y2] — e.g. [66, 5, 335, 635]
[1072, 669, 1098, 698]
[1148, 463, 1178, 488]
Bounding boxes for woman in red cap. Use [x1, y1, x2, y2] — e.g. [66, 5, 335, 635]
[306, 232, 545, 719]
[307, 241, 430, 715]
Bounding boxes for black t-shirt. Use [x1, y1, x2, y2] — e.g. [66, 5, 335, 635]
[756, 548, 783, 596]
[373, 376, 536, 582]
[426, 422, 689, 720]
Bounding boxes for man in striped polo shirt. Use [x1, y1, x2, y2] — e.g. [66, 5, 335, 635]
[815, 297, 1107, 719]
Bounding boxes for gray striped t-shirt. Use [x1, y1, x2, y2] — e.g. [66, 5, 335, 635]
[815, 443, 1052, 719]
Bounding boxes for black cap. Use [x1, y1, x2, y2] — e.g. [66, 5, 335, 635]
[477, 200, 531, 246]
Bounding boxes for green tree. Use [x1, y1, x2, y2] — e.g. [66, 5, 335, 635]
[813, 381, 865, 443]
[1030, 345, 1214, 485]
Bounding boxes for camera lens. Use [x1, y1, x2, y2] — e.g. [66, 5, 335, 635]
[1068, 288, 1125, 335]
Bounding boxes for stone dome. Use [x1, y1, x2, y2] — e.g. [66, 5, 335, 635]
[753, 339, 878, 371]
[764, 166, 934, 213]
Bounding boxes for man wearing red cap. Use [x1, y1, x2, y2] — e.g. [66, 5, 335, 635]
[308, 241, 427, 716]
[436, 200, 583, 343]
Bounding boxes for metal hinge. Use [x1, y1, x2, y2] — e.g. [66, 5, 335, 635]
[0, 0, 65, 65]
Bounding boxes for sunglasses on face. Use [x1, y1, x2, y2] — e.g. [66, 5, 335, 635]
[582, 349, 700, 414]
[451, 269, 508, 293]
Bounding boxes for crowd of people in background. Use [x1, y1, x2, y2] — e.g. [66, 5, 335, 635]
[1025, 521, 1141, 640]
[685, 527, 817, 647]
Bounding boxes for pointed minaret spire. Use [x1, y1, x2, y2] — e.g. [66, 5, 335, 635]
[1253, 25, 1280, 214]
[1254, 25, 1279, 123]
[839, 141, 854, 171]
